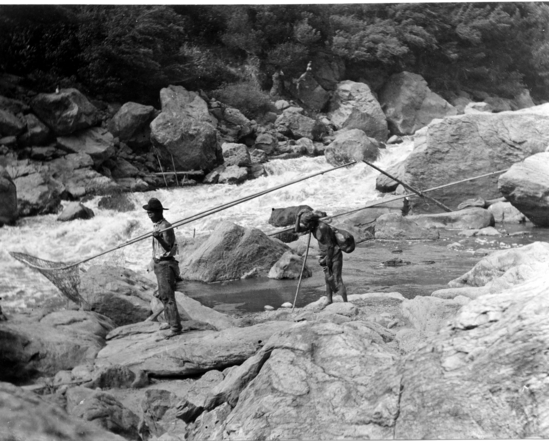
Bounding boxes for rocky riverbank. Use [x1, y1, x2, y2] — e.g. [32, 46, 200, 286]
[2, 229, 549, 440]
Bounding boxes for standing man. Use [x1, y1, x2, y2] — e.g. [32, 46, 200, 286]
[295, 210, 348, 304]
[143, 197, 182, 337]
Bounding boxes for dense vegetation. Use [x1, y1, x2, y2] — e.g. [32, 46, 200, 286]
[1, 3, 548, 106]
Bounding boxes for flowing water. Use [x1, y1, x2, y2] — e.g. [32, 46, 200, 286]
[2, 140, 547, 314]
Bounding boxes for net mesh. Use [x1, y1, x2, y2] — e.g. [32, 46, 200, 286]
[10, 252, 88, 308]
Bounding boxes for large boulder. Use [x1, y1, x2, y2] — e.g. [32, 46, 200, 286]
[0, 166, 17, 225]
[398, 105, 549, 213]
[0, 382, 125, 441]
[57, 126, 115, 167]
[95, 320, 292, 377]
[0, 108, 26, 136]
[488, 201, 526, 223]
[11, 163, 62, 216]
[498, 152, 549, 226]
[204, 164, 249, 185]
[294, 68, 330, 113]
[275, 108, 326, 141]
[379, 71, 457, 135]
[212, 105, 254, 144]
[0, 311, 115, 382]
[324, 129, 381, 166]
[254, 133, 277, 155]
[268, 251, 312, 279]
[407, 207, 494, 230]
[375, 212, 440, 240]
[107, 102, 155, 150]
[18, 113, 51, 146]
[30, 88, 101, 136]
[79, 265, 156, 327]
[328, 80, 388, 142]
[179, 221, 289, 282]
[151, 86, 221, 172]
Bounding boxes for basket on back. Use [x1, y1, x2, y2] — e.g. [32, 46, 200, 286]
[9, 252, 88, 308]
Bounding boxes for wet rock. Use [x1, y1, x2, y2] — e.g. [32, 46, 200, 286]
[375, 212, 440, 240]
[0, 165, 17, 226]
[179, 221, 289, 282]
[57, 202, 95, 221]
[0, 382, 125, 441]
[57, 126, 115, 167]
[151, 86, 220, 172]
[488, 201, 526, 223]
[95, 321, 292, 377]
[268, 251, 312, 280]
[464, 101, 493, 114]
[325, 128, 381, 166]
[268, 205, 314, 227]
[249, 148, 268, 164]
[79, 265, 155, 327]
[498, 152, 549, 227]
[399, 105, 549, 213]
[204, 164, 248, 185]
[328, 80, 388, 142]
[375, 161, 408, 193]
[408, 207, 494, 230]
[379, 71, 457, 135]
[222, 142, 251, 167]
[66, 386, 140, 440]
[107, 102, 155, 150]
[476, 226, 501, 236]
[31, 88, 101, 136]
[0, 311, 115, 382]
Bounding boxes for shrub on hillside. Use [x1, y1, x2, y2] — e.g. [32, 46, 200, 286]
[213, 81, 276, 120]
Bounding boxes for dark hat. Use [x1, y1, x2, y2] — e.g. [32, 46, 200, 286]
[143, 197, 168, 211]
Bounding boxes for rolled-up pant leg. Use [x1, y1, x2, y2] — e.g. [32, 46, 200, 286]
[154, 260, 182, 332]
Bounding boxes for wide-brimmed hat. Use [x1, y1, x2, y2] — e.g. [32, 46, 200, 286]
[143, 198, 168, 211]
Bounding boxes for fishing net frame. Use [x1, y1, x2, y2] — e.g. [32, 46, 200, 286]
[9, 252, 88, 308]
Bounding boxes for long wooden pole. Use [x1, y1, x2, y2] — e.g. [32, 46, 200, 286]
[292, 232, 311, 313]
[52, 161, 356, 269]
[362, 160, 452, 212]
[268, 168, 509, 238]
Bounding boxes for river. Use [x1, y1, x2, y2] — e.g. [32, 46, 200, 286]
[2, 140, 546, 314]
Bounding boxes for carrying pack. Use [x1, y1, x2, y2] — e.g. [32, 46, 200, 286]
[333, 227, 355, 253]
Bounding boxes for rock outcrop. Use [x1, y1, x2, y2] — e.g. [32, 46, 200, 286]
[324, 129, 380, 166]
[498, 152, 549, 226]
[57, 202, 95, 222]
[399, 105, 549, 213]
[328, 80, 388, 142]
[30, 88, 101, 136]
[108, 102, 156, 151]
[275, 107, 326, 141]
[150, 85, 221, 172]
[379, 71, 457, 135]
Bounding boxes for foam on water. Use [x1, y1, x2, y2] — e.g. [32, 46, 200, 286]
[0, 142, 413, 310]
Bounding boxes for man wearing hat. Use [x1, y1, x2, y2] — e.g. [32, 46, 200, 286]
[295, 209, 348, 305]
[143, 197, 182, 337]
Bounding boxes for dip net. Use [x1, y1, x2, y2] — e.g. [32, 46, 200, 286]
[9, 252, 88, 308]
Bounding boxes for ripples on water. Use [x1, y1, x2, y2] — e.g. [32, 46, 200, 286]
[0, 143, 413, 311]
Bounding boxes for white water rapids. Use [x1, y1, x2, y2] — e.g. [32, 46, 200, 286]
[0, 142, 414, 311]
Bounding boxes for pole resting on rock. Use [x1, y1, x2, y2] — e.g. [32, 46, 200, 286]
[362, 159, 453, 212]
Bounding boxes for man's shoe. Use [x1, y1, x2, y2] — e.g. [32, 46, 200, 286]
[164, 329, 182, 339]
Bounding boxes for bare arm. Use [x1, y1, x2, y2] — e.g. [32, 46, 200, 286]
[153, 225, 176, 252]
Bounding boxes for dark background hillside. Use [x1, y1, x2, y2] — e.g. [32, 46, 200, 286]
[1, 3, 548, 108]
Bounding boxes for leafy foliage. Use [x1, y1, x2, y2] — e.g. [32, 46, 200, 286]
[0, 3, 548, 103]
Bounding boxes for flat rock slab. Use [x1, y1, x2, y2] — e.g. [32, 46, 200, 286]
[96, 321, 292, 377]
